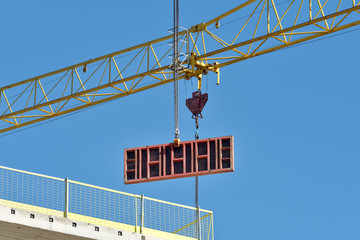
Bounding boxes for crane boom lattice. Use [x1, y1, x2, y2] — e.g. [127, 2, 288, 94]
[0, 0, 359, 134]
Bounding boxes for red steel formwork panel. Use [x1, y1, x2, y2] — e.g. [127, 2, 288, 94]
[124, 136, 234, 184]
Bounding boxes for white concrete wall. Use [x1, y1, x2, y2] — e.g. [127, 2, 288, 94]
[0, 205, 165, 240]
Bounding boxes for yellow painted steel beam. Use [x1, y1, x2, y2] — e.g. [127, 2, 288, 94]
[214, 19, 360, 69]
[198, 10, 360, 68]
[204, 0, 257, 28]
[197, 5, 360, 61]
[0, 0, 359, 134]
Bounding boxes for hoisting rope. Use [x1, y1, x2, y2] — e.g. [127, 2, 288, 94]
[195, 116, 199, 140]
[173, 0, 180, 146]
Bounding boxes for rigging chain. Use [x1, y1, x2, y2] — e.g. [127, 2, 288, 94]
[173, 0, 180, 146]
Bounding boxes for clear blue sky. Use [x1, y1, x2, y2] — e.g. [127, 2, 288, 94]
[0, 1, 359, 239]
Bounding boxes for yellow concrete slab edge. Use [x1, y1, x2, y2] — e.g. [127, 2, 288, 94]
[0, 199, 196, 240]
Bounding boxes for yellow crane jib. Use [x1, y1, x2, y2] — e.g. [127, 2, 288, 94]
[0, 0, 359, 134]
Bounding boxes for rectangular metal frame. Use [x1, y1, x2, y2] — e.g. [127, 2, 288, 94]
[124, 136, 234, 184]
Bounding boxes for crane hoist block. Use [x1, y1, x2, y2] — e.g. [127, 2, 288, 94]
[124, 136, 234, 184]
[186, 91, 208, 118]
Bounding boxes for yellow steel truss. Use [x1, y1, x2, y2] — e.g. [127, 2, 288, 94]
[0, 0, 359, 133]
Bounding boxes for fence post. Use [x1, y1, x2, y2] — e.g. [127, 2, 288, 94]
[211, 212, 214, 240]
[64, 177, 69, 218]
[197, 206, 201, 240]
[140, 194, 144, 234]
[135, 196, 137, 233]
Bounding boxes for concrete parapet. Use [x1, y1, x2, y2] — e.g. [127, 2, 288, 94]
[0, 204, 165, 240]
